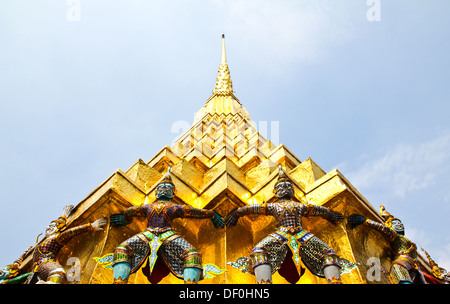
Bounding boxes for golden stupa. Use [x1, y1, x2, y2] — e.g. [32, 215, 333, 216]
[16, 35, 436, 284]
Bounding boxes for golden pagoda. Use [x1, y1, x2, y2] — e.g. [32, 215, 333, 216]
[16, 35, 436, 284]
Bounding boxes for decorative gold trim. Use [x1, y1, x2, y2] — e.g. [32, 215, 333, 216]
[326, 276, 342, 284]
[113, 277, 128, 284]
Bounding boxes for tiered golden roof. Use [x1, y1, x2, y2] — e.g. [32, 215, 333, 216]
[17, 35, 435, 284]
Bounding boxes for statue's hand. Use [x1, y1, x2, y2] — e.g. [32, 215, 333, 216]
[211, 211, 225, 228]
[110, 214, 129, 227]
[348, 214, 366, 229]
[225, 208, 239, 227]
[92, 217, 108, 231]
[327, 211, 344, 224]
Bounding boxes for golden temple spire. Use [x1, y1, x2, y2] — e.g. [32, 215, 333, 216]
[213, 34, 233, 96]
[193, 34, 247, 124]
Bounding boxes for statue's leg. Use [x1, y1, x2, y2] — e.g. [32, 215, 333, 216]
[47, 267, 67, 284]
[36, 261, 67, 284]
[323, 265, 341, 284]
[389, 263, 413, 284]
[323, 250, 342, 284]
[183, 267, 202, 284]
[251, 246, 272, 284]
[298, 235, 342, 284]
[254, 264, 272, 284]
[161, 237, 204, 284]
[183, 248, 203, 284]
[112, 242, 132, 284]
[113, 262, 131, 284]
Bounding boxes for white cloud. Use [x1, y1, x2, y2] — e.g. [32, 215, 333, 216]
[340, 131, 450, 274]
[342, 131, 450, 199]
[212, 0, 362, 68]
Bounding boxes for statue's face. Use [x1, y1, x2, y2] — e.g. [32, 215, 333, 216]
[156, 182, 175, 200]
[275, 181, 294, 199]
[45, 222, 58, 237]
[433, 267, 446, 280]
[390, 219, 405, 235]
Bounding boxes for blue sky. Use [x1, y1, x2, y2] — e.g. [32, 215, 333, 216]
[1, 1, 450, 274]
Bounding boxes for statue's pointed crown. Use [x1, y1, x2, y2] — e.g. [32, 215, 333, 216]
[275, 165, 291, 187]
[52, 205, 74, 231]
[421, 246, 437, 266]
[159, 166, 175, 188]
[421, 246, 447, 279]
[379, 204, 400, 227]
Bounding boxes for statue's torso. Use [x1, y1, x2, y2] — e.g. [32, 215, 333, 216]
[144, 202, 182, 232]
[392, 234, 417, 259]
[268, 201, 305, 230]
[32, 237, 62, 266]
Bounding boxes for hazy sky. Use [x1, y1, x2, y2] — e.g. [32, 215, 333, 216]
[1, 1, 450, 274]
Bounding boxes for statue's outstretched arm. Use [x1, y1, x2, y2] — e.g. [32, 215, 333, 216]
[56, 223, 95, 245]
[180, 206, 224, 228]
[91, 217, 108, 231]
[304, 204, 343, 224]
[225, 203, 268, 227]
[111, 205, 145, 227]
[348, 214, 397, 241]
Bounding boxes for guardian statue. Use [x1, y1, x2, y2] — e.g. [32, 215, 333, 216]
[349, 204, 427, 284]
[110, 167, 224, 284]
[26, 205, 107, 284]
[226, 166, 355, 284]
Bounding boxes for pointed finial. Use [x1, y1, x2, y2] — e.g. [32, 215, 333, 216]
[213, 34, 233, 96]
[221, 34, 227, 64]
